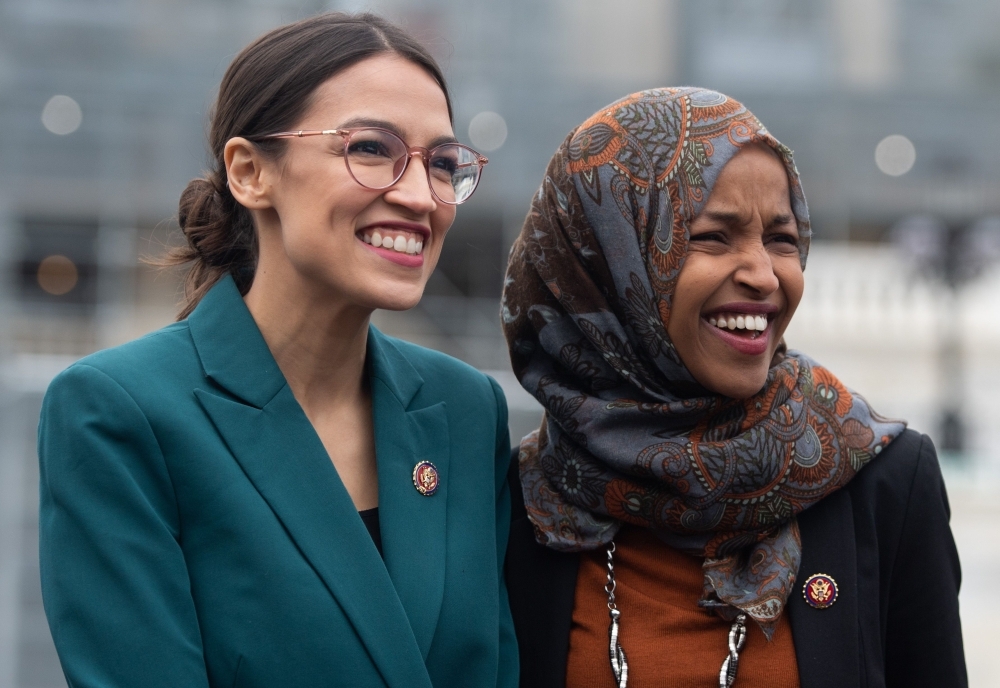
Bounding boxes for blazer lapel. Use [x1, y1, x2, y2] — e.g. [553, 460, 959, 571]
[368, 330, 448, 660]
[790, 488, 861, 688]
[188, 277, 432, 688]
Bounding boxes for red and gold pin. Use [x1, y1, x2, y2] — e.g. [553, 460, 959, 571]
[412, 461, 440, 496]
[802, 573, 838, 609]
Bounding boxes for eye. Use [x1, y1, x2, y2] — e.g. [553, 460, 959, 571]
[430, 153, 458, 175]
[690, 231, 727, 243]
[766, 231, 800, 251]
[347, 139, 393, 158]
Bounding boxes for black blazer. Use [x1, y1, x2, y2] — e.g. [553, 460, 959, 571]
[505, 429, 967, 688]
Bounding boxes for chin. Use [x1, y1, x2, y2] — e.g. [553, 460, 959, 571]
[370, 289, 424, 312]
[704, 367, 770, 400]
[725, 382, 768, 400]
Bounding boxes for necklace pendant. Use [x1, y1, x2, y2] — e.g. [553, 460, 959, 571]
[608, 607, 628, 688]
[719, 613, 747, 688]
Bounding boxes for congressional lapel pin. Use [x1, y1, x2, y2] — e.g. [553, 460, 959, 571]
[412, 461, 439, 496]
[802, 573, 838, 609]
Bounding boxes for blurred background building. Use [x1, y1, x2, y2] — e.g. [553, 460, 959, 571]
[1, 0, 999, 684]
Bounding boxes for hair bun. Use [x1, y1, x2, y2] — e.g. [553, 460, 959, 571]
[163, 174, 254, 319]
[178, 177, 225, 234]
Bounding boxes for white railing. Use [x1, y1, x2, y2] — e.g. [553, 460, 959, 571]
[787, 241, 1000, 472]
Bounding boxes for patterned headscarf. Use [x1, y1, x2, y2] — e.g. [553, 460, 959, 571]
[502, 88, 905, 636]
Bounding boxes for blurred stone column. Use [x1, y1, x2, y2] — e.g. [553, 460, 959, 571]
[0, 205, 22, 688]
[938, 287, 965, 453]
[554, 0, 679, 88]
[834, 0, 899, 89]
[95, 225, 138, 351]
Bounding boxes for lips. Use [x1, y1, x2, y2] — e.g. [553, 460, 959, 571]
[356, 222, 429, 268]
[705, 317, 771, 355]
[701, 303, 778, 356]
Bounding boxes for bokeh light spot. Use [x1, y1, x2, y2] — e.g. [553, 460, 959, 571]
[875, 135, 916, 176]
[37, 255, 79, 295]
[41, 95, 83, 135]
[468, 111, 508, 152]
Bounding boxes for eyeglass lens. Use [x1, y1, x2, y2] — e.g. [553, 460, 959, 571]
[344, 129, 481, 204]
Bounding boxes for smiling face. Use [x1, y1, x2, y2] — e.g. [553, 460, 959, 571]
[666, 143, 804, 399]
[229, 54, 457, 313]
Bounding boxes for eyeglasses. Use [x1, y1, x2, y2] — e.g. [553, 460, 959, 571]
[257, 127, 488, 205]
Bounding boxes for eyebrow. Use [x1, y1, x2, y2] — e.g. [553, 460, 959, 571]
[701, 210, 744, 225]
[337, 117, 458, 148]
[700, 210, 796, 228]
[768, 213, 796, 228]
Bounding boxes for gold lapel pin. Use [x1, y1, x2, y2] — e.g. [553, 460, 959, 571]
[802, 573, 838, 609]
[412, 461, 440, 496]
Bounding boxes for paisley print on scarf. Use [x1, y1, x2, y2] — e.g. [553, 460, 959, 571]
[501, 88, 906, 637]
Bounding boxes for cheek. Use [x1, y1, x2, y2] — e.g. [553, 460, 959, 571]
[290, 181, 371, 232]
[666, 288, 697, 341]
[423, 208, 457, 261]
[666, 256, 718, 336]
[432, 206, 457, 239]
[778, 261, 805, 315]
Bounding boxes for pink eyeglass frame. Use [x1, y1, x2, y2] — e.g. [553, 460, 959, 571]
[256, 127, 488, 205]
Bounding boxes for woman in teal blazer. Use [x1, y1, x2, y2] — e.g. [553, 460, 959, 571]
[38, 13, 517, 688]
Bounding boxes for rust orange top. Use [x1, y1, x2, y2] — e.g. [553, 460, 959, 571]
[566, 527, 800, 688]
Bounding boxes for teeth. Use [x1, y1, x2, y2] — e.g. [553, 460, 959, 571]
[709, 313, 770, 332]
[361, 230, 425, 255]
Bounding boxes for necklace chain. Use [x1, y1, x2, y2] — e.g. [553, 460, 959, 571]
[604, 541, 748, 688]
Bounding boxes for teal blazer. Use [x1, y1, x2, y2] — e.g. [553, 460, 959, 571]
[38, 275, 518, 688]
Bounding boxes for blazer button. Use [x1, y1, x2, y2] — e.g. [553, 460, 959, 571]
[412, 461, 440, 496]
[802, 573, 838, 609]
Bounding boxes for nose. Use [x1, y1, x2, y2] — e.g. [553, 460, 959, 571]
[733, 239, 780, 296]
[383, 151, 437, 214]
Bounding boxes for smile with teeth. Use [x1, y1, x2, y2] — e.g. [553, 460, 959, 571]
[361, 229, 424, 256]
[707, 313, 770, 338]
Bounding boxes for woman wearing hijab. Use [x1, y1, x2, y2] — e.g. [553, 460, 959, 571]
[501, 88, 965, 687]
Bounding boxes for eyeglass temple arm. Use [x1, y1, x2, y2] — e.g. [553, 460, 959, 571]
[258, 129, 348, 139]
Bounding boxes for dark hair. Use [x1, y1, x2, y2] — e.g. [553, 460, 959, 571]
[166, 12, 452, 319]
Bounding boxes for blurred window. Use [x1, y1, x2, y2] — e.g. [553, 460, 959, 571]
[687, 0, 831, 89]
[17, 218, 99, 308]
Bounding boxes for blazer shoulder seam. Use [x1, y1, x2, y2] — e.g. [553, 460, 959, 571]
[884, 432, 929, 589]
[71, 363, 182, 523]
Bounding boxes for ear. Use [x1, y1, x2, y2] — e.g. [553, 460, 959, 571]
[224, 137, 274, 210]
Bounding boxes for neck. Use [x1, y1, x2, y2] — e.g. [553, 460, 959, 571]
[243, 263, 372, 415]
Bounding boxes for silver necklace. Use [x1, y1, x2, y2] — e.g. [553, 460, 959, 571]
[604, 541, 748, 688]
